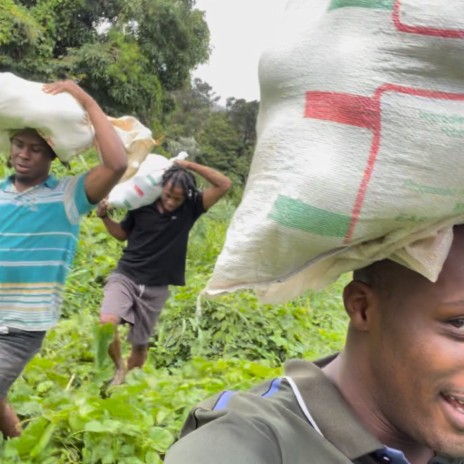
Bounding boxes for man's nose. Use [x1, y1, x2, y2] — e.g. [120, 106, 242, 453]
[17, 147, 31, 158]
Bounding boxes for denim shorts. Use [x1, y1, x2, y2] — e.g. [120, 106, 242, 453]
[0, 328, 46, 398]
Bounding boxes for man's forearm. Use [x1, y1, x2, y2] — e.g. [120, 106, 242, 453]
[181, 160, 232, 190]
[100, 216, 128, 241]
[84, 99, 127, 174]
[177, 160, 232, 210]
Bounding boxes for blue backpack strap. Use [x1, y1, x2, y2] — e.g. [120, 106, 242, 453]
[261, 377, 283, 398]
[212, 390, 237, 411]
[212, 377, 284, 411]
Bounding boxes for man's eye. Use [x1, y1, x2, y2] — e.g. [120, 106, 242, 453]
[448, 319, 464, 330]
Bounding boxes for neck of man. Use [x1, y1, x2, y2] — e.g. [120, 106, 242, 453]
[13, 174, 47, 192]
[322, 352, 434, 464]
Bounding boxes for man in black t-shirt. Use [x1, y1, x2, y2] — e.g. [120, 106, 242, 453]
[96, 160, 232, 385]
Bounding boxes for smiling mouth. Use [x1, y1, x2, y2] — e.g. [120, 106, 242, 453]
[442, 394, 464, 414]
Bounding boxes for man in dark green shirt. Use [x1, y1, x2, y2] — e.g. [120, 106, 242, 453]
[165, 225, 464, 464]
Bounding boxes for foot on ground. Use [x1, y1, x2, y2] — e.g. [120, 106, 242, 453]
[109, 368, 126, 387]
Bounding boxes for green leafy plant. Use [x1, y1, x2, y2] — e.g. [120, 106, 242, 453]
[0, 153, 349, 463]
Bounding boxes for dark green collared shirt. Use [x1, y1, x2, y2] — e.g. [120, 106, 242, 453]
[165, 359, 463, 464]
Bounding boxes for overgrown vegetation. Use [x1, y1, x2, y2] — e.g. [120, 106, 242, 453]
[0, 155, 349, 463]
[0, 2, 348, 461]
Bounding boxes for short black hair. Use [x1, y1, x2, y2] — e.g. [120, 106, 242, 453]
[353, 266, 375, 285]
[352, 260, 397, 302]
[162, 165, 198, 199]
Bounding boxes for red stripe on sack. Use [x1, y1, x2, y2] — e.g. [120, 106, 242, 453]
[134, 185, 144, 197]
[392, 0, 464, 39]
[304, 84, 464, 243]
[345, 84, 464, 243]
[305, 91, 379, 130]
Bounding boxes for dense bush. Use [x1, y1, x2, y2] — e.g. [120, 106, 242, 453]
[0, 155, 349, 462]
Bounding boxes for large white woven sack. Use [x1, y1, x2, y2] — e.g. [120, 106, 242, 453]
[0, 72, 94, 161]
[107, 151, 188, 210]
[0, 73, 156, 170]
[205, 0, 464, 303]
[108, 116, 158, 182]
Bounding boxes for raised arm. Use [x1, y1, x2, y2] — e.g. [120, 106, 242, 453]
[43, 80, 127, 204]
[174, 160, 232, 210]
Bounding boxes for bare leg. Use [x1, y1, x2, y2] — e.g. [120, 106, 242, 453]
[108, 330, 127, 386]
[100, 315, 125, 386]
[0, 398, 21, 438]
[127, 344, 149, 371]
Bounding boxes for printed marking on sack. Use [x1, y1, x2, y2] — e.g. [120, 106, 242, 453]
[304, 85, 464, 244]
[329, 0, 464, 38]
[305, 92, 378, 130]
[453, 203, 464, 213]
[134, 185, 144, 197]
[268, 196, 351, 238]
[147, 175, 157, 186]
[393, 1, 464, 38]
[395, 214, 429, 224]
[329, 0, 394, 11]
[404, 180, 464, 198]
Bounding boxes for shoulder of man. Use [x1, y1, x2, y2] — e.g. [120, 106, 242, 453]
[167, 369, 357, 464]
[178, 359, 343, 439]
[0, 177, 10, 189]
[60, 173, 94, 221]
[46, 174, 79, 190]
[165, 377, 300, 464]
[179, 375, 306, 438]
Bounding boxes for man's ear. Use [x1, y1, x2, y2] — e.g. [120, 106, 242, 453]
[343, 280, 376, 331]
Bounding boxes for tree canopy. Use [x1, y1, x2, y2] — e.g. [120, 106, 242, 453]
[0, 0, 210, 125]
[0, 0, 259, 185]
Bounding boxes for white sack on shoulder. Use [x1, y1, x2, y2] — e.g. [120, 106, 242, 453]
[108, 152, 189, 210]
[109, 116, 158, 182]
[205, 0, 464, 303]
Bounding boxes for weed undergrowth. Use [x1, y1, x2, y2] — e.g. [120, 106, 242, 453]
[0, 155, 349, 462]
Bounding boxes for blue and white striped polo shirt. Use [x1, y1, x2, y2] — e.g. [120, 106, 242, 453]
[0, 174, 93, 331]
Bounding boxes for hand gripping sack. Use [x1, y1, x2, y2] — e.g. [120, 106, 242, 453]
[107, 152, 189, 210]
[205, 0, 464, 303]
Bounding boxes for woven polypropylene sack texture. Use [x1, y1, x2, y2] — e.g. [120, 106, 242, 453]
[205, 0, 464, 303]
[0, 73, 155, 169]
[0, 73, 94, 161]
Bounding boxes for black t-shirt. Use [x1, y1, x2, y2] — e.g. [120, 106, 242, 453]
[115, 192, 205, 286]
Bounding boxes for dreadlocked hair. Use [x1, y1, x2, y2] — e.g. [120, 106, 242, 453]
[162, 165, 198, 200]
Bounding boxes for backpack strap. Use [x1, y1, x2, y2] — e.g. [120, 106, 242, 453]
[212, 378, 283, 411]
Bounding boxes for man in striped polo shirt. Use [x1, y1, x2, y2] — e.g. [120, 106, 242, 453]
[0, 80, 127, 437]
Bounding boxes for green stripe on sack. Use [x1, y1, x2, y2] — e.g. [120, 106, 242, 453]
[268, 195, 351, 238]
[329, 0, 395, 11]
